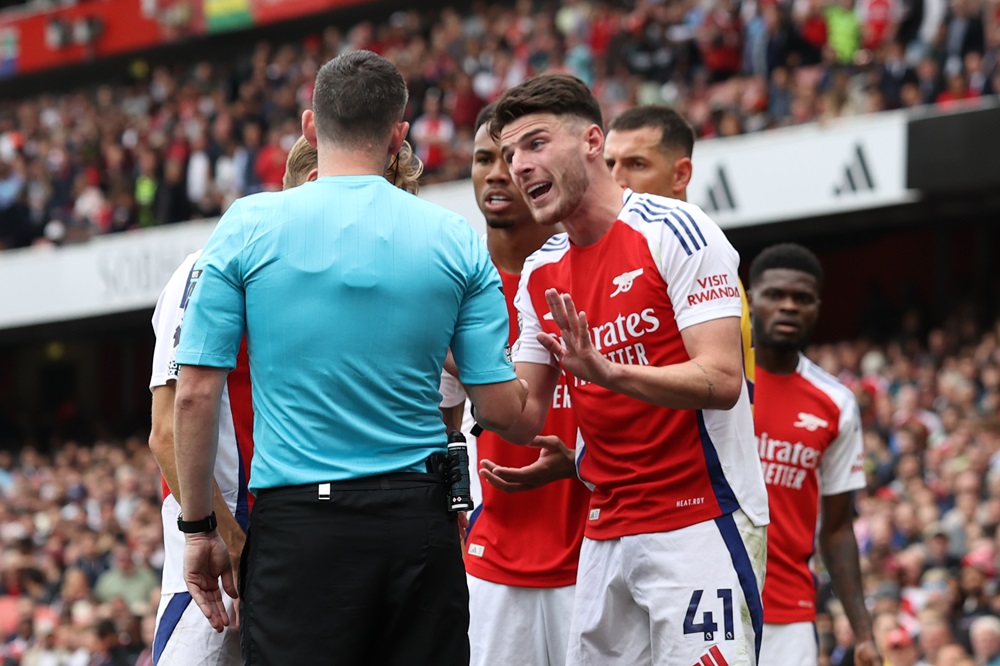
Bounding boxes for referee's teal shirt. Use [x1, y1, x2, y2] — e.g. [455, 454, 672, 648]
[176, 175, 515, 492]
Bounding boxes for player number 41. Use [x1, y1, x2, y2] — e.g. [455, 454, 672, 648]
[683, 589, 735, 641]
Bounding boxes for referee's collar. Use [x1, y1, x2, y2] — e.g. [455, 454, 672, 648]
[316, 174, 387, 182]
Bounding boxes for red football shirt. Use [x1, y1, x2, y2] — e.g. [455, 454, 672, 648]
[513, 192, 769, 541]
[754, 355, 866, 623]
[465, 267, 590, 587]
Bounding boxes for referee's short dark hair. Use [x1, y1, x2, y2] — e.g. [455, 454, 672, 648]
[313, 50, 408, 149]
[749, 243, 824, 290]
[608, 106, 695, 158]
[490, 73, 603, 140]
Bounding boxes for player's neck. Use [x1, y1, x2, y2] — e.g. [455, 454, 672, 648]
[561, 177, 624, 247]
[487, 224, 557, 275]
[756, 347, 800, 375]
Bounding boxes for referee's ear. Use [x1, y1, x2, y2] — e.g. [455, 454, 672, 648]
[388, 121, 410, 156]
[302, 109, 318, 147]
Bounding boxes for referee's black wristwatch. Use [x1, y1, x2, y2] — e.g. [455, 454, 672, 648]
[177, 511, 218, 534]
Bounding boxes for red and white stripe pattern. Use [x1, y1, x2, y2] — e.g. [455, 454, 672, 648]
[695, 645, 730, 666]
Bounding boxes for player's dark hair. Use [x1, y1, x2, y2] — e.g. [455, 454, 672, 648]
[312, 50, 408, 149]
[608, 105, 695, 158]
[490, 73, 603, 140]
[749, 243, 824, 289]
[474, 102, 497, 134]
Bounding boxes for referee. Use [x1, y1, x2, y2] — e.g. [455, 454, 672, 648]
[172, 50, 527, 665]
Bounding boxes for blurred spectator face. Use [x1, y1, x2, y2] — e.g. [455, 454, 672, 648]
[244, 123, 262, 148]
[873, 610, 902, 654]
[164, 158, 185, 185]
[472, 122, 533, 229]
[138, 151, 158, 177]
[603, 126, 686, 199]
[970, 616, 1000, 663]
[933, 643, 970, 666]
[918, 614, 953, 660]
[112, 544, 134, 573]
[954, 470, 982, 500]
[884, 628, 917, 665]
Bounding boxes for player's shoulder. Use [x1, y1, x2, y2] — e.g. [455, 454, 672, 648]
[161, 250, 202, 300]
[523, 232, 570, 274]
[797, 354, 858, 411]
[618, 191, 724, 253]
[178, 249, 202, 274]
[621, 191, 711, 223]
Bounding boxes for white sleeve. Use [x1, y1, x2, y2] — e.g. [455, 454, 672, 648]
[149, 253, 200, 391]
[438, 370, 466, 408]
[644, 200, 743, 330]
[511, 264, 558, 367]
[819, 398, 866, 496]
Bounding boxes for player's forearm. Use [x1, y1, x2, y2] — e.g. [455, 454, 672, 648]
[599, 357, 743, 411]
[819, 527, 874, 642]
[150, 426, 182, 498]
[174, 373, 225, 520]
[152, 385, 239, 533]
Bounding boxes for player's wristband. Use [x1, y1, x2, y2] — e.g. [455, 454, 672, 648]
[177, 511, 217, 534]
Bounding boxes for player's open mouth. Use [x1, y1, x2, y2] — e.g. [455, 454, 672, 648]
[526, 182, 552, 201]
[484, 190, 513, 212]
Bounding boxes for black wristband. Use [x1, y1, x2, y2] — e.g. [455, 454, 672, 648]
[177, 511, 217, 534]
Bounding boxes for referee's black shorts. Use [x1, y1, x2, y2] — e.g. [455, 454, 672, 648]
[239, 472, 469, 666]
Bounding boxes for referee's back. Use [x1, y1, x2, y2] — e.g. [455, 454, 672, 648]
[176, 174, 513, 491]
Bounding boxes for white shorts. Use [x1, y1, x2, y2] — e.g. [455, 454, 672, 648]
[153, 591, 240, 666]
[468, 574, 575, 666]
[759, 622, 817, 666]
[568, 509, 766, 666]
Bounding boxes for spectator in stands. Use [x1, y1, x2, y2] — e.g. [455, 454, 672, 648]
[92, 543, 158, 611]
[970, 615, 1000, 666]
[411, 88, 455, 176]
[1, 0, 998, 248]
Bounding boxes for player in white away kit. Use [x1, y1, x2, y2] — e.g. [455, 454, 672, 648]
[148, 249, 251, 665]
[147, 136, 325, 665]
[748, 243, 879, 666]
[488, 74, 769, 666]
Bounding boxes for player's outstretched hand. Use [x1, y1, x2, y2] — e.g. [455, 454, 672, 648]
[538, 289, 611, 386]
[183, 532, 237, 632]
[853, 639, 881, 666]
[480, 435, 577, 492]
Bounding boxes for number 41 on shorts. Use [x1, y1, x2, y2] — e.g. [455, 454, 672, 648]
[684, 588, 735, 642]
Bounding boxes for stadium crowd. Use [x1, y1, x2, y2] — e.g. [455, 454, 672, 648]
[0, 0, 999, 249]
[0, 307, 994, 664]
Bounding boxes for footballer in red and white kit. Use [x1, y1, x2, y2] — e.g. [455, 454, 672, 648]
[514, 190, 769, 665]
[466, 266, 586, 584]
[458, 111, 593, 666]
[756, 357, 866, 620]
[465, 265, 590, 664]
[149, 250, 252, 665]
[748, 243, 878, 666]
[754, 356, 866, 658]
